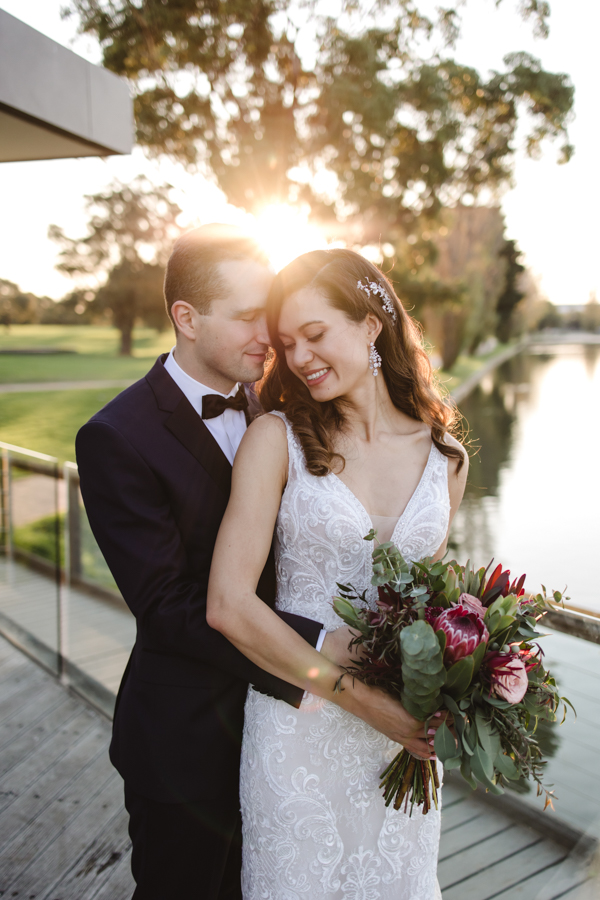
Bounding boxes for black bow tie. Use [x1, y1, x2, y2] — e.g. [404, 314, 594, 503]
[201, 385, 249, 420]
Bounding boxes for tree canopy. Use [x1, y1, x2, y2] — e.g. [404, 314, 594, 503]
[66, 0, 573, 237]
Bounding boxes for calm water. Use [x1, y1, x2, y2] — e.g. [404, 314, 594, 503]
[448, 343, 600, 614]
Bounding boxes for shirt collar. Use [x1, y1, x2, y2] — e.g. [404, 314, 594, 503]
[163, 349, 240, 409]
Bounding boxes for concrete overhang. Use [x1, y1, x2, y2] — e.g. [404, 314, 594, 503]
[0, 9, 133, 162]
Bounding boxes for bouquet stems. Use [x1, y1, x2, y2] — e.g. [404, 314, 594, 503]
[379, 750, 439, 815]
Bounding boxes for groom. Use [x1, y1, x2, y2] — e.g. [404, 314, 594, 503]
[76, 225, 329, 899]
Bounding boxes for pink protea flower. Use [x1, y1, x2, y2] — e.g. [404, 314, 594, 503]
[486, 652, 529, 703]
[434, 605, 489, 666]
[456, 592, 486, 620]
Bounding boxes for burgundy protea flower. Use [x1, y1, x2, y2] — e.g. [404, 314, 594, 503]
[434, 605, 489, 666]
[486, 652, 528, 704]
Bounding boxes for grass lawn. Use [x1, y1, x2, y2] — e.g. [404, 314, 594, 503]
[0, 325, 173, 383]
[0, 325, 519, 463]
[0, 388, 123, 462]
[13, 511, 118, 590]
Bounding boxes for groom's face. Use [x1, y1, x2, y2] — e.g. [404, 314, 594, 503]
[191, 258, 272, 389]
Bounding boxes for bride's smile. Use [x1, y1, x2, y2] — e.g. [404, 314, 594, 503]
[277, 286, 382, 402]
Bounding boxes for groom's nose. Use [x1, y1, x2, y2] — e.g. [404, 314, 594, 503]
[254, 315, 270, 347]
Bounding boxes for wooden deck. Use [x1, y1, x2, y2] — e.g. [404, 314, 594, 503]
[0, 635, 596, 899]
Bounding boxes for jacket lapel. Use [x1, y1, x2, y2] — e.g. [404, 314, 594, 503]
[146, 355, 232, 496]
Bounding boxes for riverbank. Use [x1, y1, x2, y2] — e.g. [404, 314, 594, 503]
[447, 339, 529, 404]
[444, 330, 600, 404]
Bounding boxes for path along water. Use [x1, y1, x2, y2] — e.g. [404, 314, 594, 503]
[449, 342, 600, 615]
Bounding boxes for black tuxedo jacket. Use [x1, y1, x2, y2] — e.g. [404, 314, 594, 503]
[76, 355, 322, 803]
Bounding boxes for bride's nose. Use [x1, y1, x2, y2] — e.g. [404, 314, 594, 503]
[292, 340, 314, 369]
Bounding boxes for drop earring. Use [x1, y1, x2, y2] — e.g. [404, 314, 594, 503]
[369, 342, 382, 376]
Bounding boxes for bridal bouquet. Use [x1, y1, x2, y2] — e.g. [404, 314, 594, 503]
[333, 535, 572, 815]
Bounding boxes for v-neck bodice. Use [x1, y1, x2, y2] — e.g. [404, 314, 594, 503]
[270, 412, 451, 631]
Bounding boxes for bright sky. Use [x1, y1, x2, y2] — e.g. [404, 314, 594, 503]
[0, 0, 598, 304]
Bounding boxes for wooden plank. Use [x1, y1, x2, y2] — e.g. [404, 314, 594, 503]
[0, 662, 50, 723]
[441, 797, 484, 833]
[0, 761, 118, 894]
[46, 807, 131, 900]
[441, 836, 568, 900]
[488, 853, 590, 899]
[558, 879, 598, 900]
[441, 781, 469, 807]
[0, 694, 83, 780]
[4, 772, 125, 899]
[85, 847, 135, 900]
[439, 824, 543, 890]
[439, 806, 515, 861]
[0, 708, 102, 820]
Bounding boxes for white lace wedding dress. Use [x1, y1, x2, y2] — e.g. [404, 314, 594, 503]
[240, 413, 451, 900]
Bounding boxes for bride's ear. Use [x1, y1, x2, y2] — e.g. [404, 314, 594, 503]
[365, 313, 383, 343]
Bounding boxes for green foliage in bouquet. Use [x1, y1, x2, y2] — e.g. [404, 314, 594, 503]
[333, 533, 573, 814]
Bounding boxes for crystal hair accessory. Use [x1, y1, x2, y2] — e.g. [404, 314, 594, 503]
[356, 277, 398, 323]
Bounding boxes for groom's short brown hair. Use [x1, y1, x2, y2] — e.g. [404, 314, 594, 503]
[164, 224, 270, 325]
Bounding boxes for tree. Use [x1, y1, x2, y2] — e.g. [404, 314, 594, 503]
[582, 292, 600, 332]
[495, 239, 525, 343]
[66, 0, 573, 234]
[414, 205, 508, 368]
[49, 177, 182, 354]
[0, 279, 57, 326]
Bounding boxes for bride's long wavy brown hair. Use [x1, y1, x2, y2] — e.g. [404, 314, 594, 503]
[258, 248, 464, 476]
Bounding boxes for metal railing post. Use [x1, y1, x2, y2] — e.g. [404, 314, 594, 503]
[1, 447, 13, 564]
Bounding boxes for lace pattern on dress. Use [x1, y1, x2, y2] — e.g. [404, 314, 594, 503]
[240, 412, 449, 899]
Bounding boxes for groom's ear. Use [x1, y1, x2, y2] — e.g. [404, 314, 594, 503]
[171, 301, 201, 340]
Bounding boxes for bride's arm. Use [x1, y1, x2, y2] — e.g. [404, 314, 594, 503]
[207, 414, 436, 758]
[433, 435, 469, 561]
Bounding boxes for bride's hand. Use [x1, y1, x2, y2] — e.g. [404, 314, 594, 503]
[344, 680, 440, 759]
[321, 626, 366, 666]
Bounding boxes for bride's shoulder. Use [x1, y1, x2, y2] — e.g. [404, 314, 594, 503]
[241, 411, 289, 454]
[440, 431, 469, 481]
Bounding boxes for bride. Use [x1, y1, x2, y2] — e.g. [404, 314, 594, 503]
[207, 248, 468, 899]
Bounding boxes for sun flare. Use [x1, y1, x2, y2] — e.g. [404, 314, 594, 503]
[251, 204, 329, 272]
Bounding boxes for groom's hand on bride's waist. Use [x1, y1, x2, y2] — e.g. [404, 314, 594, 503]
[320, 626, 366, 667]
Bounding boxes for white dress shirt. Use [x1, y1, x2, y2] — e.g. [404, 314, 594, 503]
[163, 349, 327, 655]
[164, 349, 247, 465]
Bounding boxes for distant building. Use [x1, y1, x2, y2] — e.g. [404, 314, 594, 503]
[0, 9, 132, 163]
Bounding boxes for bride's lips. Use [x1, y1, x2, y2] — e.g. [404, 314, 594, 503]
[304, 367, 331, 386]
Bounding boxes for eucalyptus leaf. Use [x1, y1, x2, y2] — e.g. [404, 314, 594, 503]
[495, 752, 519, 780]
[442, 694, 462, 717]
[444, 655, 475, 699]
[460, 756, 477, 790]
[436, 630, 447, 655]
[471, 640, 487, 676]
[433, 720, 457, 763]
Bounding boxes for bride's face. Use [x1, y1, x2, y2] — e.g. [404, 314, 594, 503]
[277, 286, 380, 401]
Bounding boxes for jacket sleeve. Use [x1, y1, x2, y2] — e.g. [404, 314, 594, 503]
[76, 419, 323, 707]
